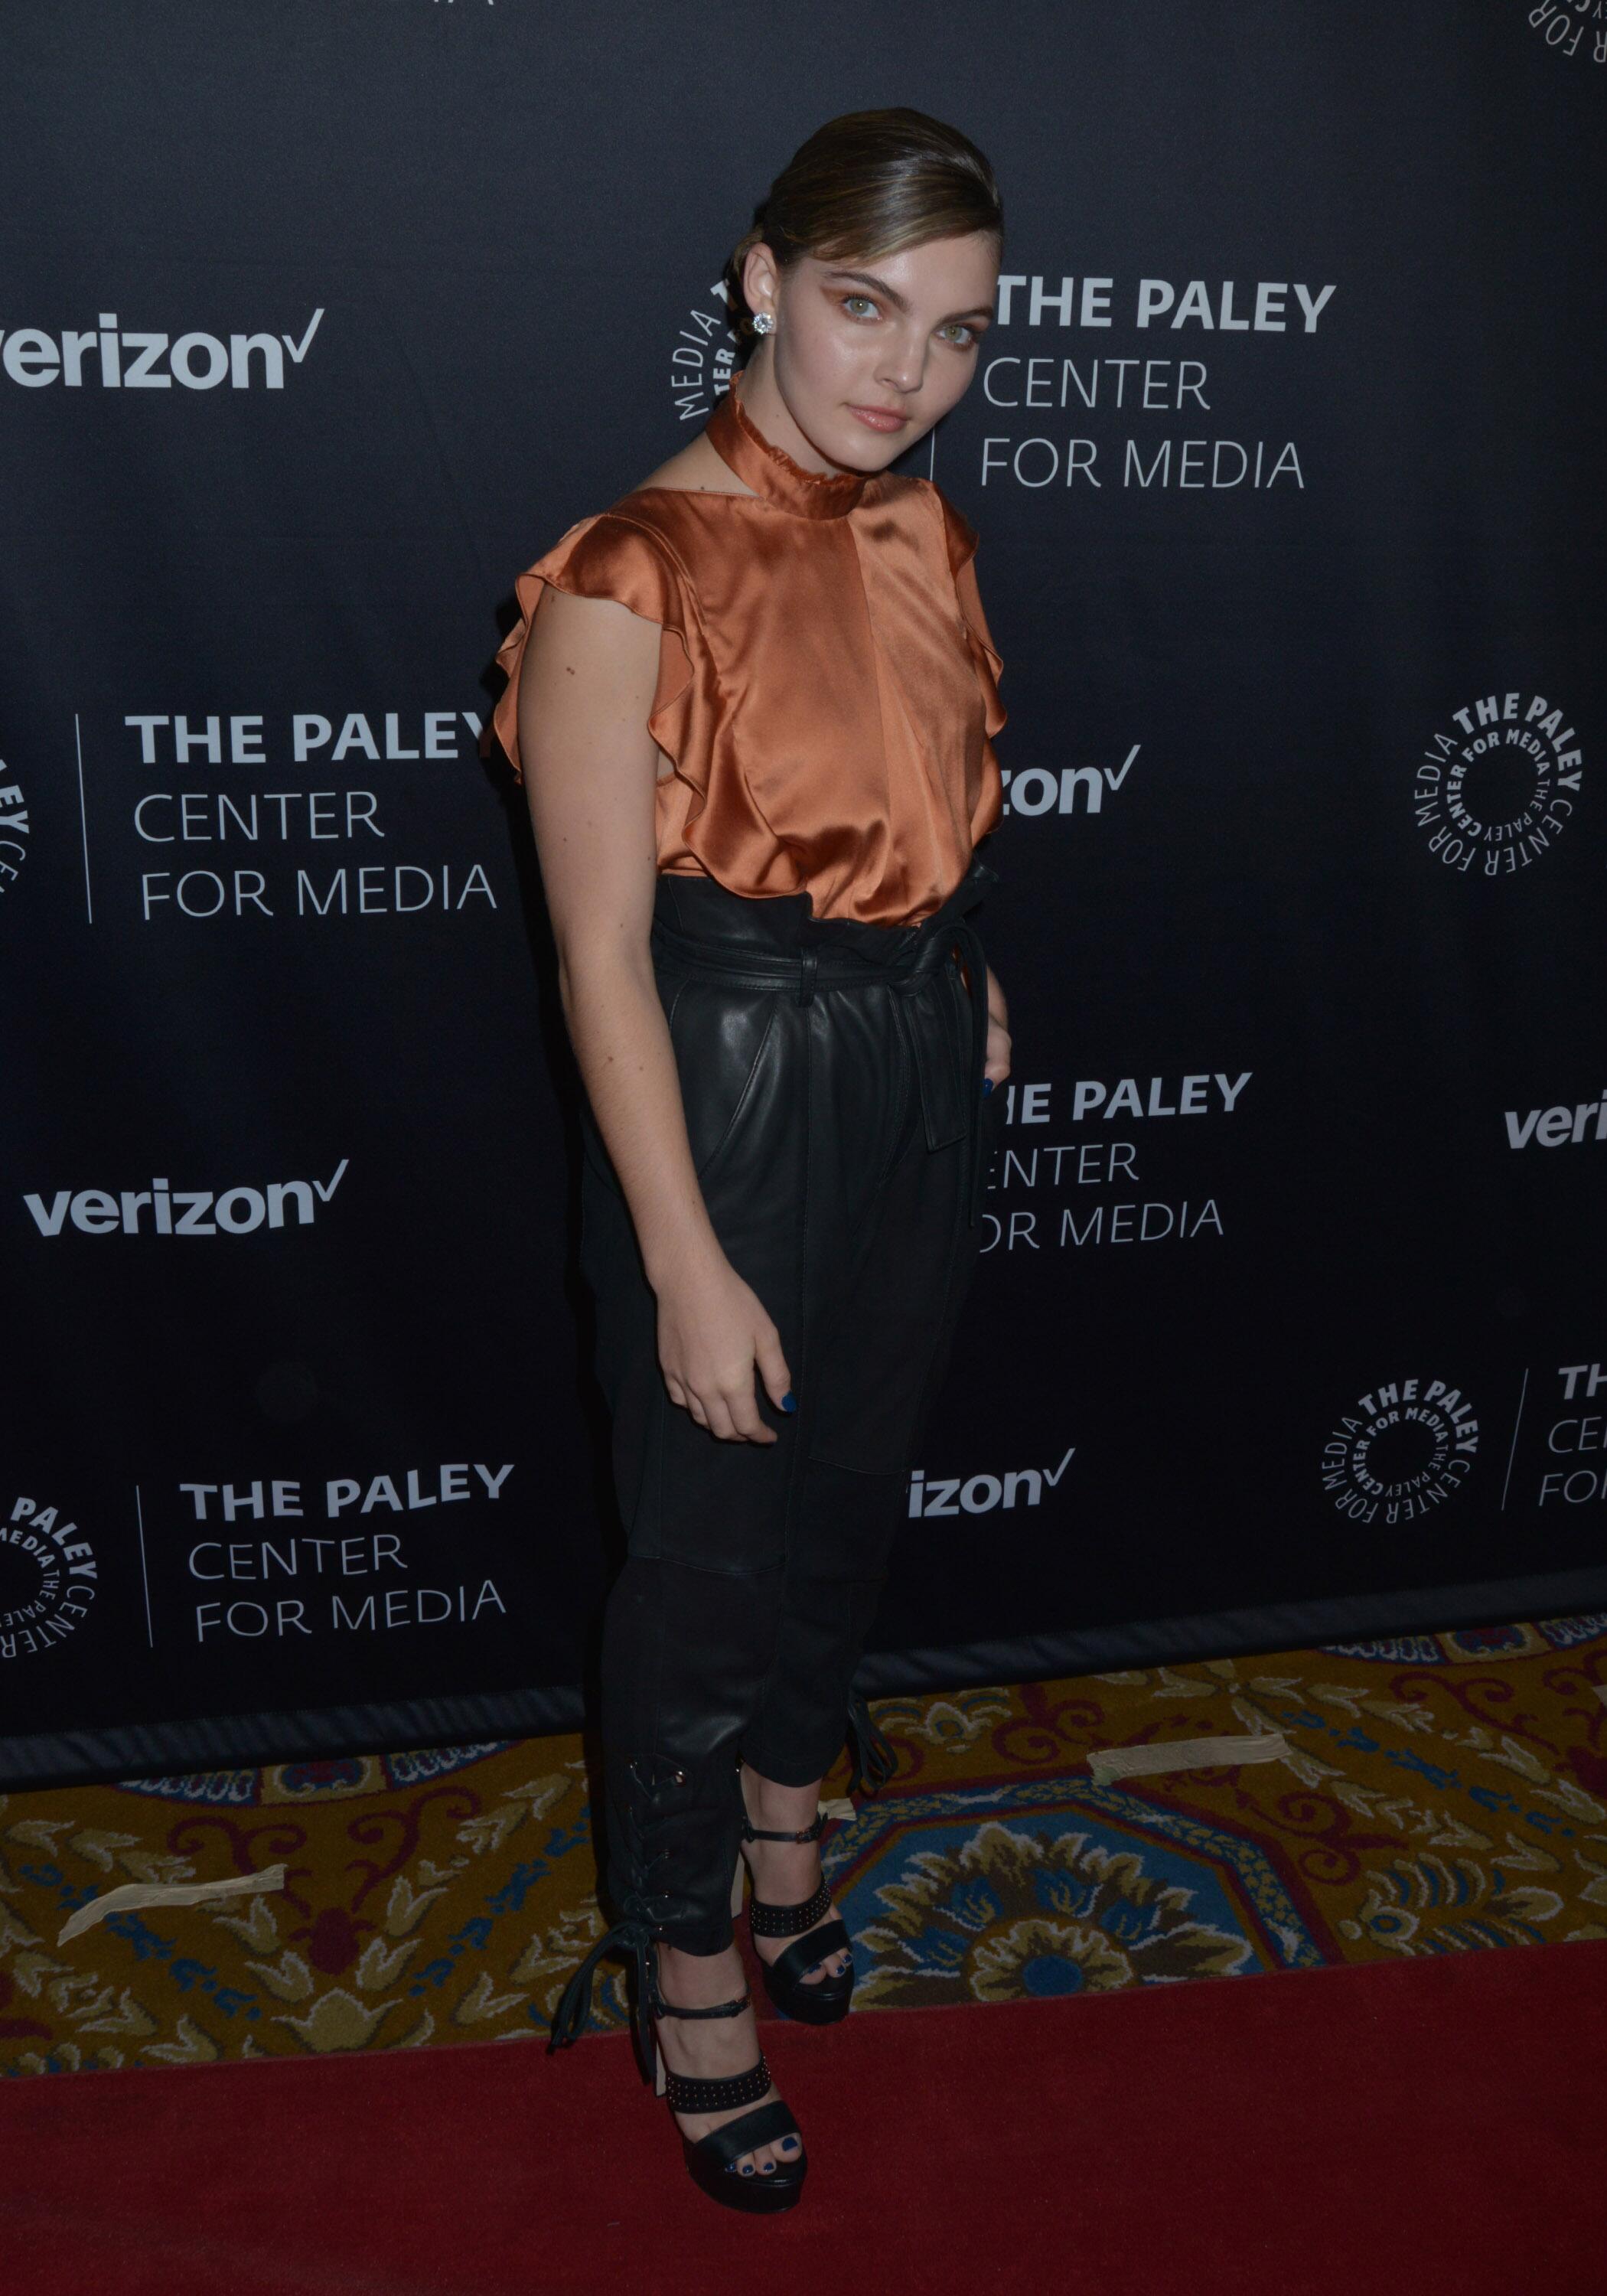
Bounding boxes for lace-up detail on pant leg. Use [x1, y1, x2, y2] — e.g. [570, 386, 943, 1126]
[549, 1750, 747, 2076]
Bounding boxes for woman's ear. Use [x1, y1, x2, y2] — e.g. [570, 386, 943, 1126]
[742, 240, 781, 325]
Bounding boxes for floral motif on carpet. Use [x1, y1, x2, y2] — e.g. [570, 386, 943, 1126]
[3, 1609, 1603, 2073]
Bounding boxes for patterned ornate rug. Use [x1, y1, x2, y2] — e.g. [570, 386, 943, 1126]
[5, 1609, 1605, 2076]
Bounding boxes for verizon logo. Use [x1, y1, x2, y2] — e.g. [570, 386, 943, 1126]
[1002, 746, 1142, 817]
[24, 1161, 349, 1237]
[1, 309, 324, 391]
[1505, 1093, 1607, 1150]
[908, 1445, 1076, 1517]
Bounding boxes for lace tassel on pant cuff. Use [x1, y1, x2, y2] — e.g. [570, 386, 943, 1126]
[846, 1686, 898, 1796]
[548, 1914, 657, 2073]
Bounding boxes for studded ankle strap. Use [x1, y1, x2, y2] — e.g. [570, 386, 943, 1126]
[748, 1875, 834, 1939]
[661, 2053, 774, 2117]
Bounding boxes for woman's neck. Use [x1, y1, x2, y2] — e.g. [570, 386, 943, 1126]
[733, 350, 857, 479]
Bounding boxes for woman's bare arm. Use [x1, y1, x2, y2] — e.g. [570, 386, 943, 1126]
[984, 963, 1012, 1086]
[516, 583, 794, 1443]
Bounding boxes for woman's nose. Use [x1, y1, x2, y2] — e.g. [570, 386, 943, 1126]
[878, 336, 925, 396]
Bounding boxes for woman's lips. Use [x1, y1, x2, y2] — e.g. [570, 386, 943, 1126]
[847, 403, 908, 434]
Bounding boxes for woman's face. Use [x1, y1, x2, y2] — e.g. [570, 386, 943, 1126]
[742, 229, 999, 475]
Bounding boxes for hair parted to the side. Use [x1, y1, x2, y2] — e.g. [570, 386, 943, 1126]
[722, 108, 1003, 342]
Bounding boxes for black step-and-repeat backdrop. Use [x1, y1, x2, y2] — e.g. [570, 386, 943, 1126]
[4, 3, 1604, 1787]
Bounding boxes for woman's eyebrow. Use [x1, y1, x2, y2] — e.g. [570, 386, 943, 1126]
[823, 268, 994, 323]
[824, 267, 911, 310]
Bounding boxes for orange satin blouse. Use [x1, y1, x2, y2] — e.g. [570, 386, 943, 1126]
[491, 367, 1006, 926]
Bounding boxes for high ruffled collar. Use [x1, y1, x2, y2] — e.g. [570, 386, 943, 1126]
[704, 369, 869, 520]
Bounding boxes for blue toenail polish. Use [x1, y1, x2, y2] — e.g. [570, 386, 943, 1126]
[741, 2164, 754, 2176]
[782, 1391, 797, 1412]
[982, 1077, 993, 1095]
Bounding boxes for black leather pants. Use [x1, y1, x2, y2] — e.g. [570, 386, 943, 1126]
[550, 853, 1004, 2059]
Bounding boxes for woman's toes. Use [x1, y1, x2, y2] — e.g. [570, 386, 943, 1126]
[777, 2134, 801, 2157]
[792, 1938, 849, 1984]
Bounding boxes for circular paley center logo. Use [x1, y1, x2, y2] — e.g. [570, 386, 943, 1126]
[1412, 691, 1583, 876]
[1, 1493, 99, 1658]
[0, 755, 29, 900]
[667, 278, 739, 426]
[1523, 5, 1604, 67]
[1319, 1377, 1479, 1525]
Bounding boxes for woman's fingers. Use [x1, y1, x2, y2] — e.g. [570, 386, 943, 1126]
[699, 1391, 735, 1441]
[666, 1362, 782, 1444]
[661, 1368, 771, 1442]
[659, 1285, 789, 1443]
[753, 1324, 793, 1416]
[692, 1362, 774, 1444]
[702, 1378, 774, 1445]
[722, 1374, 778, 1444]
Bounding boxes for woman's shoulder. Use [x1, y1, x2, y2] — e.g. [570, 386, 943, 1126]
[503, 496, 707, 660]
[581, 427, 758, 546]
[865, 470, 983, 577]
[533, 462, 752, 588]
[522, 493, 701, 593]
[627, 426, 754, 501]
[903, 474, 982, 569]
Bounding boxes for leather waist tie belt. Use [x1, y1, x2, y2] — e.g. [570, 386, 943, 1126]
[551, 853, 1003, 2067]
[646, 850, 999, 1229]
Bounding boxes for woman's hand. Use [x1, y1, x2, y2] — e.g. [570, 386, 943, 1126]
[654, 1235, 794, 1443]
[984, 963, 1012, 1090]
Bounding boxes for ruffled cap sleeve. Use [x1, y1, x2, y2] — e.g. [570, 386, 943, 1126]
[490, 509, 699, 785]
[934, 488, 1006, 742]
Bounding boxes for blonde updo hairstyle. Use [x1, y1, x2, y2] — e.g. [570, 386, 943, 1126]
[722, 107, 1004, 344]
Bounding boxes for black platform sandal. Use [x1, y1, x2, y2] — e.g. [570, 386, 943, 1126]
[548, 1910, 805, 2213]
[738, 1805, 856, 2027]
[645, 1953, 807, 2213]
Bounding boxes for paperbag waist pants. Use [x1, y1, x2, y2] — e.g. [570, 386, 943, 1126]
[551, 851, 1003, 2058]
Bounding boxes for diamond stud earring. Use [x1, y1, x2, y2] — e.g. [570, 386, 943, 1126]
[751, 311, 775, 336]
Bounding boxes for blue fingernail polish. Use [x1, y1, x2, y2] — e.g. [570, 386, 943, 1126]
[782, 1391, 797, 1412]
[982, 1078, 993, 1095]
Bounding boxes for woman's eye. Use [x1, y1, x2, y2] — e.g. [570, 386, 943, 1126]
[842, 295, 878, 319]
[940, 323, 978, 349]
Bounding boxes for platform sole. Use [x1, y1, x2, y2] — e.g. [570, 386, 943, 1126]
[756, 1964, 855, 2026]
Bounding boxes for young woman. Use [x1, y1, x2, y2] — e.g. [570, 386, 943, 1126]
[491, 107, 1012, 2214]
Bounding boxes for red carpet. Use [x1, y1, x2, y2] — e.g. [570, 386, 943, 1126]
[6, 1942, 1604, 2296]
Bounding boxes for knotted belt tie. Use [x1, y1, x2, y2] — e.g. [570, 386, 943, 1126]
[650, 861, 998, 1227]
[941, 910, 992, 1229]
